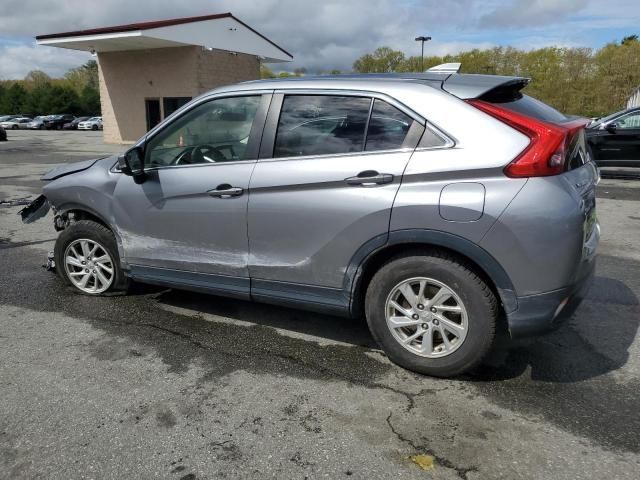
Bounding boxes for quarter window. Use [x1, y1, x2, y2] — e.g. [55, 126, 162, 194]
[274, 95, 371, 158]
[146, 95, 261, 168]
[365, 99, 413, 151]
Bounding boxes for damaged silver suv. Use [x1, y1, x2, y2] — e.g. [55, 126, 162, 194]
[22, 67, 599, 377]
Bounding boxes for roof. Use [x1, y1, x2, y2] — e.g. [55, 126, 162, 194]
[35, 13, 292, 63]
[36, 13, 233, 40]
[236, 73, 530, 99]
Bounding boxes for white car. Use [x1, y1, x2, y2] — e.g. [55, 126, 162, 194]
[77, 117, 103, 130]
[0, 117, 32, 129]
[27, 116, 49, 129]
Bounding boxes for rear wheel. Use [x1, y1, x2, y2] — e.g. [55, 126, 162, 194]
[365, 252, 497, 377]
[54, 220, 127, 295]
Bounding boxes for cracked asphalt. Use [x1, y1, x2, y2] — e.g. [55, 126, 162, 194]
[1, 130, 640, 479]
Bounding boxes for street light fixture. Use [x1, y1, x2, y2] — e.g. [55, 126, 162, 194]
[415, 35, 432, 72]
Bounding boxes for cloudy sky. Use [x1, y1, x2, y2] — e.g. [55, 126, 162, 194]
[1, 0, 639, 79]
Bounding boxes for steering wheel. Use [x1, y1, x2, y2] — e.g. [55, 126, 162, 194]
[173, 145, 227, 165]
[193, 144, 227, 163]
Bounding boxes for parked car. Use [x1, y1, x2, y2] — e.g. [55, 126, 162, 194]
[0, 115, 17, 122]
[21, 68, 599, 377]
[586, 107, 640, 168]
[27, 116, 48, 130]
[0, 117, 32, 129]
[44, 114, 75, 130]
[63, 116, 90, 130]
[0, 125, 6, 141]
[77, 117, 103, 130]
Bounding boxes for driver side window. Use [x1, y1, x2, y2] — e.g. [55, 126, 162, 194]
[146, 95, 261, 167]
[616, 112, 640, 129]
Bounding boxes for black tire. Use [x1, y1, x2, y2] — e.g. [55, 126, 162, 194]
[365, 251, 497, 377]
[54, 220, 128, 295]
[92, 125, 98, 131]
[12, 125, 18, 130]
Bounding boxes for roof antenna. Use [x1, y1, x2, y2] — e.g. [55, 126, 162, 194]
[426, 62, 461, 74]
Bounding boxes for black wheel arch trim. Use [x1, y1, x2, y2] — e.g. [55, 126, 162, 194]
[344, 228, 518, 316]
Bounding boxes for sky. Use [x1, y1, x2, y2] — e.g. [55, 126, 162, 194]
[1, 0, 639, 79]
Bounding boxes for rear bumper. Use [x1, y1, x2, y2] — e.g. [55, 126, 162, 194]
[506, 257, 596, 338]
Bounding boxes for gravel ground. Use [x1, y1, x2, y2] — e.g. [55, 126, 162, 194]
[1, 130, 639, 480]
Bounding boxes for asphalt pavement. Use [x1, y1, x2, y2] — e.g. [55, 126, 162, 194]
[1, 130, 639, 479]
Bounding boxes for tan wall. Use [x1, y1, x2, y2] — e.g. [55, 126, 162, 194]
[98, 46, 260, 144]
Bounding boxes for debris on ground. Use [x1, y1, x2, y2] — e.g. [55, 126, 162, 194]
[410, 454, 435, 471]
[0, 198, 32, 208]
[18, 195, 50, 223]
[44, 251, 56, 271]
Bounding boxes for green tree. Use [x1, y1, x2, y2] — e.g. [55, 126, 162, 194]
[64, 60, 98, 93]
[24, 70, 52, 89]
[80, 85, 101, 115]
[6, 83, 28, 114]
[47, 85, 81, 114]
[0, 84, 9, 114]
[260, 64, 275, 78]
[352, 40, 639, 116]
[25, 84, 54, 115]
[353, 47, 405, 72]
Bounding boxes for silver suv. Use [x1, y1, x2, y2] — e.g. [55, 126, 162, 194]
[23, 67, 600, 377]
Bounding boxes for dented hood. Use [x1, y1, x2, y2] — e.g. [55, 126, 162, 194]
[41, 157, 105, 181]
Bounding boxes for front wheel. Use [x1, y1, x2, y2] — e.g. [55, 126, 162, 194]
[54, 220, 128, 295]
[365, 252, 497, 377]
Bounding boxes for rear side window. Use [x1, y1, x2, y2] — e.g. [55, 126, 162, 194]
[274, 95, 371, 158]
[365, 99, 413, 151]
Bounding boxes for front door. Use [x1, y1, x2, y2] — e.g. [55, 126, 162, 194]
[596, 111, 640, 164]
[113, 93, 270, 296]
[248, 93, 423, 304]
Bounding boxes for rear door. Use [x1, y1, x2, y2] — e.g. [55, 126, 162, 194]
[247, 92, 424, 305]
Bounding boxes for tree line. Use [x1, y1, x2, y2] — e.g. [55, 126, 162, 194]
[0, 60, 101, 116]
[3, 36, 638, 119]
[351, 36, 640, 118]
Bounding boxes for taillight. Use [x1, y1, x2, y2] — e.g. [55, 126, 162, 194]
[467, 99, 588, 178]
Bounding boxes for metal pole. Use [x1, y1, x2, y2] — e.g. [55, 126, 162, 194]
[415, 36, 431, 72]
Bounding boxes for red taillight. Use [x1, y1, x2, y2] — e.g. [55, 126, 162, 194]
[467, 99, 588, 178]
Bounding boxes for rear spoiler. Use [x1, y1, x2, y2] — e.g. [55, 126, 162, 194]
[441, 74, 530, 100]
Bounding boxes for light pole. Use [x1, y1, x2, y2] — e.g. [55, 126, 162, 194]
[415, 36, 432, 72]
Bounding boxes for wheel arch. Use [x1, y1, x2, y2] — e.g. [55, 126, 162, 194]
[56, 203, 124, 260]
[346, 229, 517, 319]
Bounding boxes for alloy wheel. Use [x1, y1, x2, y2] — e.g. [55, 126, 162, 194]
[63, 238, 114, 294]
[385, 277, 468, 358]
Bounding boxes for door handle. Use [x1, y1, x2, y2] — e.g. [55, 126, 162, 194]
[208, 184, 244, 198]
[345, 170, 394, 186]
